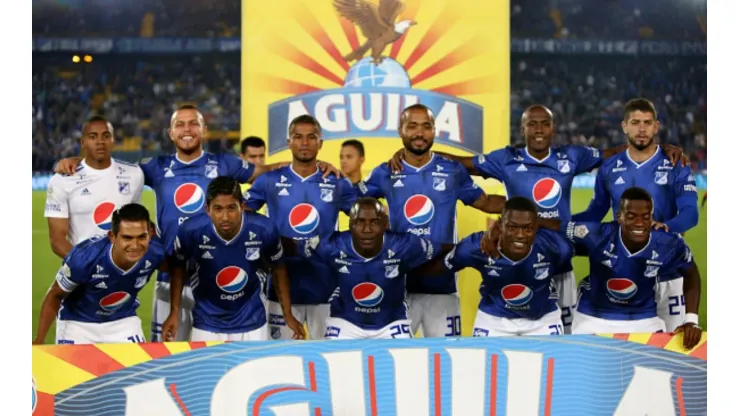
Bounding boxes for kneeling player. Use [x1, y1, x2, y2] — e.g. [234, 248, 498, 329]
[162, 177, 305, 342]
[422, 197, 573, 336]
[284, 198, 447, 340]
[564, 187, 702, 349]
[34, 204, 164, 345]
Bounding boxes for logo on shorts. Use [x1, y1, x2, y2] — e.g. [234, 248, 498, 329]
[174, 183, 205, 214]
[289, 203, 320, 234]
[93, 202, 116, 231]
[216, 266, 248, 293]
[404, 195, 435, 226]
[352, 282, 384, 307]
[501, 284, 533, 307]
[606, 278, 637, 301]
[532, 178, 562, 209]
[270, 326, 281, 339]
[99, 291, 132, 312]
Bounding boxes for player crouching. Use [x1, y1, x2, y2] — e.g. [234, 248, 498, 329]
[34, 204, 164, 345]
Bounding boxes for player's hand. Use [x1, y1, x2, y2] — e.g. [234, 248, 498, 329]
[285, 314, 306, 340]
[652, 221, 670, 232]
[388, 148, 406, 173]
[54, 157, 83, 175]
[32, 338, 44, 345]
[660, 144, 689, 167]
[674, 322, 702, 349]
[317, 160, 344, 179]
[480, 220, 502, 259]
[161, 314, 179, 342]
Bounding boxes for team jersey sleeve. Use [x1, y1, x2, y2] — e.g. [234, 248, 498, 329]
[563, 220, 604, 253]
[401, 233, 442, 269]
[540, 229, 575, 270]
[572, 166, 611, 222]
[663, 235, 695, 274]
[296, 234, 333, 263]
[44, 176, 69, 218]
[442, 235, 479, 272]
[338, 178, 360, 214]
[664, 166, 700, 233]
[263, 220, 285, 265]
[244, 174, 268, 211]
[472, 149, 507, 180]
[55, 249, 90, 292]
[567, 145, 603, 174]
[138, 157, 159, 187]
[357, 166, 386, 198]
[131, 167, 145, 204]
[455, 164, 485, 205]
[171, 225, 194, 261]
[223, 153, 256, 183]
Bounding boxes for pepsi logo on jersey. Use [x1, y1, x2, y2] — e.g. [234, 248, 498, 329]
[352, 282, 384, 313]
[501, 284, 533, 309]
[216, 266, 248, 301]
[93, 202, 116, 231]
[606, 278, 638, 303]
[174, 183, 205, 215]
[532, 178, 562, 218]
[404, 194, 434, 236]
[98, 291, 132, 315]
[289, 203, 320, 235]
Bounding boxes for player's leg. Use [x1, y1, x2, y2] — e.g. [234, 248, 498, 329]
[324, 317, 367, 340]
[407, 294, 425, 337]
[268, 301, 305, 340]
[372, 319, 413, 339]
[470, 310, 520, 337]
[418, 294, 462, 338]
[151, 280, 192, 342]
[517, 309, 565, 336]
[553, 271, 577, 334]
[306, 304, 331, 341]
[177, 285, 195, 341]
[656, 277, 685, 332]
[100, 316, 146, 343]
[572, 309, 666, 334]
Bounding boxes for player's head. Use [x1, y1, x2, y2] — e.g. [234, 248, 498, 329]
[109, 203, 152, 265]
[206, 176, 245, 238]
[288, 115, 323, 163]
[499, 197, 538, 258]
[340, 140, 365, 177]
[520, 105, 554, 153]
[349, 197, 388, 252]
[240, 136, 266, 166]
[622, 98, 659, 151]
[169, 104, 207, 155]
[81, 115, 115, 164]
[399, 104, 435, 156]
[617, 187, 654, 245]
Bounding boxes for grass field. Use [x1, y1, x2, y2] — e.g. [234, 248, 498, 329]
[31, 189, 708, 343]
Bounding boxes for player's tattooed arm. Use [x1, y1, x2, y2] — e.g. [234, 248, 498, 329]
[272, 263, 306, 340]
[33, 281, 70, 344]
[676, 261, 702, 349]
[53, 157, 83, 176]
[470, 194, 506, 214]
[47, 218, 73, 259]
[161, 257, 186, 341]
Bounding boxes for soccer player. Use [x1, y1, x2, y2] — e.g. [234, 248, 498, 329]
[340, 139, 365, 185]
[45, 116, 145, 258]
[245, 115, 359, 340]
[388, 104, 686, 334]
[359, 104, 506, 338]
[573, 99, 699, 332]
[240, 136, 266, 166]
[162, 177, 304, 341]
[562, 187, 702, 349]
[282, 198, 446, 339]
[419, 197, 573, 336]
[33, 204, 164, 345]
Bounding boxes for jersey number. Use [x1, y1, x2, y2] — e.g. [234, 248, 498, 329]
[668, 295, 686, 316]
[446, 316, 462, 336]
[548, 324, 564, 335]
[390, 324, 411, 339]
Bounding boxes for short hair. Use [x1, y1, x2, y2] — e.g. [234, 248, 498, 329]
[349, 197, 386, 220]
[623, 98, 657, 121]
[206, 176, 243, 205]
[171, 104, 205, 127]
[620, 187, 653, 207]
[288, 114, 322, 136]
[521, 105, 554, 126]
[502, 197, 538, 217]
[111, 204, 151, 236]
[82, 115, 113, 135]
[341, 139, 365, 157]
[241, 136, 265, 154]
[400, 104, 434, 125]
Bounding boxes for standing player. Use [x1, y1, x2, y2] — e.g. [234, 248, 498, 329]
[33, 204, 164, 345]
[45, 116, 144, 258]
[240, 136, 266, 166]
[359, 104, 506, 338]
[389, 104, 686, 334]
[339, 140, 365, 185]
[162, 177, 305, 341]
[420, 197, 573, 336]
[573, 99, 699, 331]
[563, 187, 702, 349]
[282, 198, 446, 339]
[245, 115, 359, 340]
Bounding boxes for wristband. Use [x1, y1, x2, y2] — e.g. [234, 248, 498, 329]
[685, 313, 699, 325]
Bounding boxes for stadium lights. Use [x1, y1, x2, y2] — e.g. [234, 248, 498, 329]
[83, 55, 93, 63]
[72, 55, 80, 63]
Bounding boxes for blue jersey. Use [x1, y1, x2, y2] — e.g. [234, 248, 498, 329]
[55, 236, 165, 323]
[443, 229, 573, 319]
[565, 221, 694, 320]
[359, 154, 484, 294]
[245, 165, 358, 304]
[298, 232, 441, 330]
[139, 152, 255, 282]
[472, 145, 602, 274]
[172, 212, 283, 333]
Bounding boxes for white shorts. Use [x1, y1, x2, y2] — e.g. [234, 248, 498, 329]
[151, 281, 194, 342]
[572, 309, 666, 334]
[656, 278, 685, 332]
[324, 317, 413, 340]
[268, 301, 329, 340]
[472, 309, 564, 337]
[553, 271, 577, 334]
[408, 293, 461, 338]
[190, 324, 268, 342]
[56, 316, 145, 345]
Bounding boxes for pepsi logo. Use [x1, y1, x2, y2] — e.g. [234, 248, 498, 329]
[501, 284, 533, 307]
[173, 183, 205, 214]
[216, 266, 248, 293]
[606, 278, 637, 300]
[99, 291, 132, 312]
[93, 202, 116, 231]
[352, 282, 384, 307]
[403, 194, 435, 226]
[532, 178, 562, 209]
[289, 203, 320, 234]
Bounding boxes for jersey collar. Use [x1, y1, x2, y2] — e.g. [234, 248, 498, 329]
[174, 150, 206, 165]
[107, 245, 140, 275]
[289, 164, 320, 181]
[351, 235, 386, 261]
[497, 244, 533, 265]
[524, 147, 552, 163]
[401, 152, 436, 172]
[211, 213, 246, 245]
[618, 229, 652, 257]
[625, 146, 661, 169]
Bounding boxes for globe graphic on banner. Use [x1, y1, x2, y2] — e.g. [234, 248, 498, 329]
[344, 57, 412, 88]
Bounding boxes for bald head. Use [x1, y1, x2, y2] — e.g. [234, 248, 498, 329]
[521, 105, 553, 126]
[520, 104, 554, 155]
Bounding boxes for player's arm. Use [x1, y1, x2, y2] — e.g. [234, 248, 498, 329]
[52, 157, 83, 176]
[45, 179, 73, 258]
[356, 167, 387, 199]
[672, 242, 702, 348]
[456, 164, 505, 214]
[572, 166, 611, 222]
[33, 260, 87, 344]
[161, 230, 191, 341]
[263, 224, 306, 339]
[243, 174, 268, 211]
[339, 178, 361, 214]
[662, 167, 699, 233]
[47, 219, 73, 259]
[469, 193, 506, 214]
[411, 236, 470, 276]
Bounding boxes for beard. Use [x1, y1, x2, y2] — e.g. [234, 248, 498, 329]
[403, 136, 432, 156]
[628, 135, 654, 151]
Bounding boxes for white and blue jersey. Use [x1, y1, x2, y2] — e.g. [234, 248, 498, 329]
[298, 232, 440, 330]
[565, 221, 694, 320]
[443, 229, 573, 320]
[359, 154, 484, 295]
[172, 212, 283, 333]
[56, 236, 165, 323]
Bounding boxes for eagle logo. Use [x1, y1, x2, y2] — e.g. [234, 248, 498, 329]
[333, 0, 417, 65]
